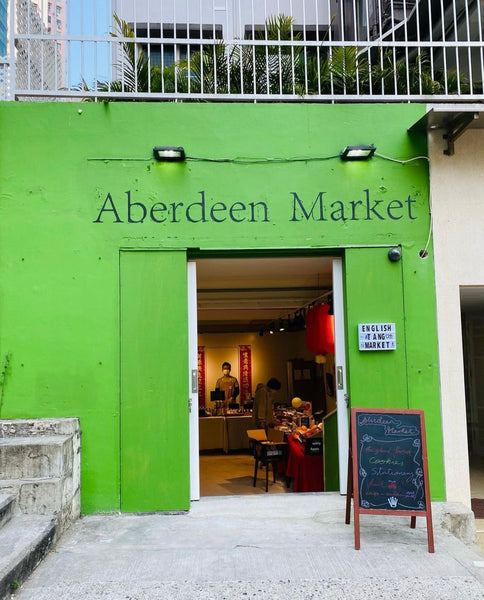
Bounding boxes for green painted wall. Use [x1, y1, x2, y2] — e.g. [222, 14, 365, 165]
[344, 247, 444, 496]
[0, 102, 444, 511]
[120, 250, 189, 511]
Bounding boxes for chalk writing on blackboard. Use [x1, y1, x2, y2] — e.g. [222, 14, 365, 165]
[346, 408, 434, 552]
[356, 412, 426, 511]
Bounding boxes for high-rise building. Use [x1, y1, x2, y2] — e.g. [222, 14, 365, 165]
[111, 0, 480, 84]
[0, 0, 7, 56]
[111, 0, 332, 69]
[15, 0, 67, 93]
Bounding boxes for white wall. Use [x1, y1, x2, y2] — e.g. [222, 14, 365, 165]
[429, 127, 484, 506]
[112, 0, 330, 35]
[198, 329, 313, 407]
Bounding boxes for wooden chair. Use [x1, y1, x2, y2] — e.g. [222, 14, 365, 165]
[247, 429, 287, 492]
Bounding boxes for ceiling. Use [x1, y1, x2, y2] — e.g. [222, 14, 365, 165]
[195, 256, 334, 333]
[195, 257, 484, 332]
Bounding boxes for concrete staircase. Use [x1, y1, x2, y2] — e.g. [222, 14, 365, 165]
[0, 418, 81, 599]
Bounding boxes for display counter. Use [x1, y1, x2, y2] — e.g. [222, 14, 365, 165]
[225, 415, 253, 451]
[199, 416, 227, 452]
[286, 434, 324, 492]
[199, 415, 253, 453]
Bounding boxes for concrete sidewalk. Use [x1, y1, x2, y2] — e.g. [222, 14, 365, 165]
[11, 494, 484, 600]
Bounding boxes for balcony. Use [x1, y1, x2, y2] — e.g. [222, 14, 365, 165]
[1, 0, 484, 102]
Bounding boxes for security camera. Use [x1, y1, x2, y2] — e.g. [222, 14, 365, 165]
[388, 247, 402, 262]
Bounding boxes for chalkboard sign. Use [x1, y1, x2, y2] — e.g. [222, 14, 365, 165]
[356, 411, 425, 511]
[345, 408, 434, 553]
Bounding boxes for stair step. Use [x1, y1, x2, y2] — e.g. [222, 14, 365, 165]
[0, 418, 79, 439]
[0, 515, 56, 600]
[0, 495, 15, 531]
[0, 435, 73, 480]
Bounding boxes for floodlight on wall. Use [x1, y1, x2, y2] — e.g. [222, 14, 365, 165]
[340, 144, 376, 161]
[153, 146, 186, 162]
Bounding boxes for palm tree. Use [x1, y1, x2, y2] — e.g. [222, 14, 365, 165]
[101, 14, 151, 94]
[82, 13, 470, 100]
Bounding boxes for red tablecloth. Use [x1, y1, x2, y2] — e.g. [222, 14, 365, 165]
[286, 435, 324, 492]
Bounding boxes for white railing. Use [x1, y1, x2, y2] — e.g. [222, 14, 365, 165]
[4, 0, 484, 101]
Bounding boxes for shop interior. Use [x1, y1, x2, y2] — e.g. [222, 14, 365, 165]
[195, 255, 337, 496]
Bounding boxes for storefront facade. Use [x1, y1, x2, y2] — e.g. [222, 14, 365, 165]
[429, 123, 484, 508]
[0, 102, 444, 513]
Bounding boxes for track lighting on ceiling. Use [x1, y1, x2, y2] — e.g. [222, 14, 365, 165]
[260, 291, 334, 337]
[293, 308, 306, 330]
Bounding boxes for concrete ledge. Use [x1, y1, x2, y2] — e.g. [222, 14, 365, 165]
[0, 436, 74, 479]
[0, 418, 81, 533]
[0, 418, 79, 438]
[434, 501, 476, 545]
[0, 515, 56, 600]
[0, 419, 81, 600]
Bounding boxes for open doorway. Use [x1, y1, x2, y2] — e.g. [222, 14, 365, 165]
[189, 254, 346, 498]
[462, 286, 484, 506]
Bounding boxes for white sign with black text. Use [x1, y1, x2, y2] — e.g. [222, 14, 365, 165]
[358, 323, 396, 351]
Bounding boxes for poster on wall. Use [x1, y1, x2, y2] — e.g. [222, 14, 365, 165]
[198, 346, 206, 408]
[239, 345, 252, 405]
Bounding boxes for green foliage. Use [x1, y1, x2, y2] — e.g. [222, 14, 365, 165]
[103, 14, 150, 94]
[81, 13, 473, 100]
[326, 47, 371, 95]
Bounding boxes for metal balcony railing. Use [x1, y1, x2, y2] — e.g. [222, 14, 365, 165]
[3, 0, 484, 101]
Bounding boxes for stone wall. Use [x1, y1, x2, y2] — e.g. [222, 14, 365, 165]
[0, 418, 81, 535]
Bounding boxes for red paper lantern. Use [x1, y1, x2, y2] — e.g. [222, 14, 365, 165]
[305, 303, 335, 355]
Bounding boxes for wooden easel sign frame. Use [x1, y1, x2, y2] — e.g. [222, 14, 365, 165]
[345, 407, 434, 553]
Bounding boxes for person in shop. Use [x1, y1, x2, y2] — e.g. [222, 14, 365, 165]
[215, 362, 240, 409]
[252, 378, 282, 430]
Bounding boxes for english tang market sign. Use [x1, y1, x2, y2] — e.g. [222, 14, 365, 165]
[358, 323, 396, 351]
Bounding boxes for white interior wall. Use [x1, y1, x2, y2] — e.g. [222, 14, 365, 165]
[429, 127, 484, 506]
[198, 330, 313, 407]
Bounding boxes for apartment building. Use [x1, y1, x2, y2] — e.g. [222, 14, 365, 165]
[12, 0, 66, 93]
[0, 0, 7, 56]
